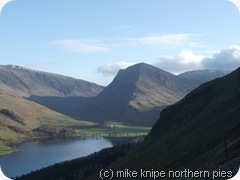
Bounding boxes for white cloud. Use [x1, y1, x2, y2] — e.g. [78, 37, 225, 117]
[154, 50, 204, 74]
[202, 45, 240, 71]
[154, 45, 240, 74]
[50, 34, 200, 54]
[50, 39, 110, 53]
[97, 61, 135, 76]
[134, 34, 199, 48]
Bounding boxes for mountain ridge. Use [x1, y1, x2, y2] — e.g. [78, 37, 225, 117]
[178, 69, 231, 84]
[0, 65, 104, 97]
[0, 63, 231, 125]
[79, 63, 199, 125]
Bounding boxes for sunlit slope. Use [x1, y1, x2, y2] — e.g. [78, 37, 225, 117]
[0, 84, 93, 146]
[0, 65, 103, 97]
[0, 64, 103, 146]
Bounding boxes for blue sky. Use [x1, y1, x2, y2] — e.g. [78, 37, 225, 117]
[0, 0, 240, 85]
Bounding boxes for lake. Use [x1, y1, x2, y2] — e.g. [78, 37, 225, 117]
[0, 137, 131, 178]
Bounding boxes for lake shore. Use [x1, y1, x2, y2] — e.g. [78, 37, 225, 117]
[0, 137, 134, 178]
[0, 146, 15, 156]
[0, 133, 146, 156]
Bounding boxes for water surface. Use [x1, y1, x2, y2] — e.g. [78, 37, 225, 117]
[0, 137, 115, 178]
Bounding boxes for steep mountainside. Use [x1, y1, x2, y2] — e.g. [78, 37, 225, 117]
[79, 63, 198, 125]
[0, 65, 103, 97]
[111, 66, 240, 176]
[179, 69, 230, 84]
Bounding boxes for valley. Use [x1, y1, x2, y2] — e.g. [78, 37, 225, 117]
[0, 63, 231, 156]
[1, 1, 239, 179]
[16, 65, 240, 180]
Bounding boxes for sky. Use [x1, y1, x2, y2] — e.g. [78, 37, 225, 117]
[0, 0, 240, 86]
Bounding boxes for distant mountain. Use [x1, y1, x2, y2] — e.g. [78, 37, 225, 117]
[0, 65, 103, 97]
[0, 65, 103, 146]
[178, 69, 231, 84]
[79, 63, 199, 125]
[111, 66, 240, 174]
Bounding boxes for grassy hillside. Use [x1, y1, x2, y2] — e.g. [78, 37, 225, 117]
[0, 84, 95, 152]
[0, 65, 105, 153]
[110, 67, 240, 177]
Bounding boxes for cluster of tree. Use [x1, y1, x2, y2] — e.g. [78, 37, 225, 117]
[15, 142, 137, 180]
[33, 125, 74, 138]
[0, 109, 26, 125]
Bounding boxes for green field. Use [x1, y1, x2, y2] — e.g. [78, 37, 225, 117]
[77, 121, 151, 137]
[0, 146, 15, 155]
[0, 116, 151, 155]
[39, 117, 152, 137]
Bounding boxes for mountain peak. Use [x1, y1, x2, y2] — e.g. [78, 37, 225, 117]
[80, 63, 198, 125]
[126, 62, 150, 69]
[123, 63, 166, 73]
